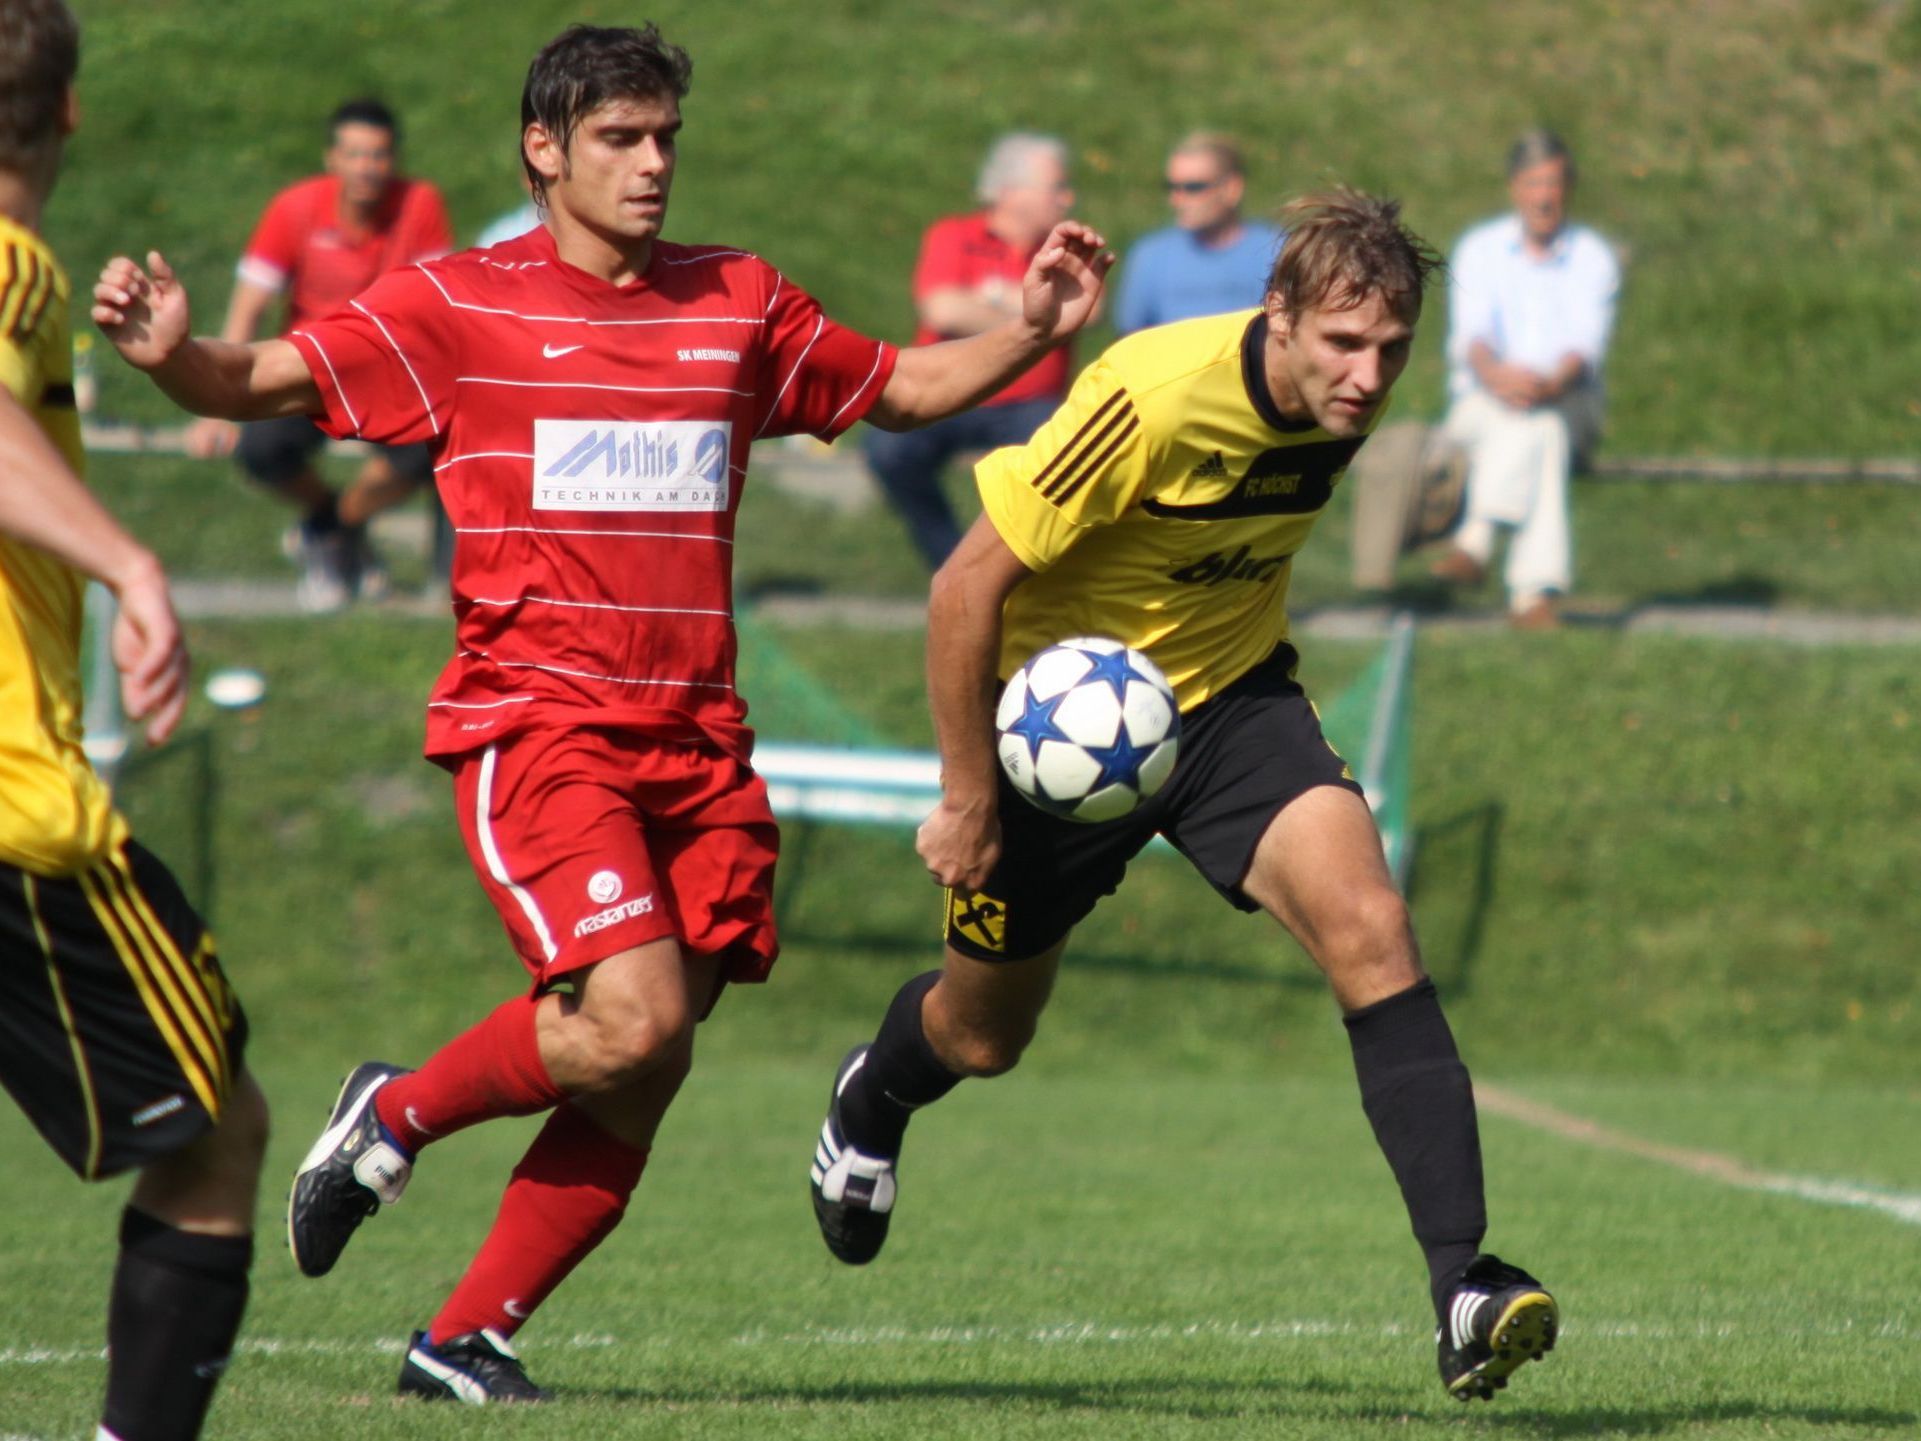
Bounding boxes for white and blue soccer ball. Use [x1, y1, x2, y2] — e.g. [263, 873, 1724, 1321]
[995, 637, 1180, 823]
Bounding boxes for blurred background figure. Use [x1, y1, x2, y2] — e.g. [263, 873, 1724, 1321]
[188, 98, 452, 611]
[1113, 132, 1283, 337]
[1431, 129, 1620, 628]
[864, 132, 1077, 569]
[475, 176, 540, 250]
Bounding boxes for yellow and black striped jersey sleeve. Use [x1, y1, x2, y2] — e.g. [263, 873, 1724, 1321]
[0, 215, 121, 875]
[975, 357, 1162, 573]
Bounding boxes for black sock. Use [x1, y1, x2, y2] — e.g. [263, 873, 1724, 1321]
[838, 970, 961, 1157]
[102, 1208, 253, 1441]
[1343, 978, 1486, 1322]
[302, 493, 341, 538]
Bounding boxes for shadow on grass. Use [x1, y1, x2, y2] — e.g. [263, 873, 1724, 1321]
[554, 1371, 1355, 1414]
[1406, 1401, 1921, 1436]
[1406, 800, 1503, 998]
[1631, 573, 1782, 610]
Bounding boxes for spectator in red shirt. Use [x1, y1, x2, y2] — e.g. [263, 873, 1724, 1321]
[187, 99, 453, 610]
[866, 132, 1078, 568]
[96, 22, 1109, 1404]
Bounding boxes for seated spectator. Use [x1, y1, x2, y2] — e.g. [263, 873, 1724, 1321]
[865, 133, 1077, 569]
[187, 99, 452, 611]
[1431, 129, 1620, 628]
[1114, 132, 1282, 336]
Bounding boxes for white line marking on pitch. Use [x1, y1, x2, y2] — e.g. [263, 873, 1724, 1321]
[1478, 1084, 1921, 1227]
[2, 1319, 1912, 1369]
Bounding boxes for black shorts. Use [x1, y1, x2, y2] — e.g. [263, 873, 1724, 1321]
[943, 645, 1364, 961]
[0, 839, 249, 1180]
[237, 413, 433, 491]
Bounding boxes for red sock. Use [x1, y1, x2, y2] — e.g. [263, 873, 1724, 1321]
[427, 1104, 648, 1344]
[376, 996, 565, 1153]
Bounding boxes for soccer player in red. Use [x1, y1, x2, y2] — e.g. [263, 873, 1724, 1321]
[94, 23, 1109, 1404]
[186, 99, 454, 610]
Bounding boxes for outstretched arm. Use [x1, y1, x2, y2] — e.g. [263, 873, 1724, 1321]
[867, 221, 1112, 431]
[0, 392, 186, 744]
[93, 251, 320, 422]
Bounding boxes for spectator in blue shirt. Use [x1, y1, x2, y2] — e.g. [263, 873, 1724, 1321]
[1113, 134, 1283, 336]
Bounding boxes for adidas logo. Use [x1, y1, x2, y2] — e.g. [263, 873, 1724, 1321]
[1189, 449, 1229, 480]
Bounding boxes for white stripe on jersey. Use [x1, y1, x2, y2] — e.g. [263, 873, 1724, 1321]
[455, 376, 754, 397]
[427, 696, 538, 709]
[454, 525, 732, 543]
[755, 314, 825, 438]
[461, 650, 734, 691]
[660, 250, 756, 265]
[351, 299, 441, 435]
[433, 450, 534, 473]
[763, 273, 782, 315]
[823, 342, 888, 433]
[462, 594, 733, 618]
[292, 329, 362, 434]
[475, 745, 558, 963]
[414, 260, 767, 328]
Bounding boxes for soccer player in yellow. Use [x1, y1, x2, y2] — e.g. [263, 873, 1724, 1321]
[0, 5, 266, 1438]
[811, 190, 1559, 1402]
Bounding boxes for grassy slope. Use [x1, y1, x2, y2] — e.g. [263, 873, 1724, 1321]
[55, 0, 1921, 460]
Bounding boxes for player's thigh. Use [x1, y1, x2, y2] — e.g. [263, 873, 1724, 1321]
[1157, 649, 1362, 914]
[0, 841, 250, 1183]
[129, 1067, 269, 1232]
[1240, 785, 1418, 1008]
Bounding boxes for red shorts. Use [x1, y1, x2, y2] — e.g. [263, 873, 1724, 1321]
[450, 728, 781, 990]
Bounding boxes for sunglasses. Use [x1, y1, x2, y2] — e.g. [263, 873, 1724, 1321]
[1164, 178, 1219, 194]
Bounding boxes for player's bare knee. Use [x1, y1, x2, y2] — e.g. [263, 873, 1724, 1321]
[945, 1018, 1037, 1078]
[1315, 887, 1418, 982]
[589, 1003, 696, 1087]
[212, 1074, 271, 1171]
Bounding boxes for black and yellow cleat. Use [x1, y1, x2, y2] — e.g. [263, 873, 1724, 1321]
[1436, 1254, 1558, 1402]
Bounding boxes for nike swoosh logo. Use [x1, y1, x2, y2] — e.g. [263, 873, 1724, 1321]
[504, 1299, 529, 1319]
[542, 343, 584, 359]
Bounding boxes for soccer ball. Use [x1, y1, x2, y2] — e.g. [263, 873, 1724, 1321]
[995, 637, 1180, 823]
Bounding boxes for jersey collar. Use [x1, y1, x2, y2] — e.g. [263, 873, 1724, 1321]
[1240, 313, 1318, 434]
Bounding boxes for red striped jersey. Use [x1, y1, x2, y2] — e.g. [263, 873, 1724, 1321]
[286, 226, 897, 761]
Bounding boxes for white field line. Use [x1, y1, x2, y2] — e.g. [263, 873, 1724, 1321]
[2, 1317, 1914, 1370]
[1478, 1084, 1921, 1227]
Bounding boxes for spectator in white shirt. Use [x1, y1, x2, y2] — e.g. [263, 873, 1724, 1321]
[1431, 130, 1620, 627]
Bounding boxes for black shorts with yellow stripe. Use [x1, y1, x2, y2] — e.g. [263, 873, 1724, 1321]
[0, 839, 248, 1180]
[944, 644, 1364, 962]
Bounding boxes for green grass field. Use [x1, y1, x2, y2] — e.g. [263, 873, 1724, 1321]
[2, 622, 1916, 1438]
[8, 2, 1919, 1436]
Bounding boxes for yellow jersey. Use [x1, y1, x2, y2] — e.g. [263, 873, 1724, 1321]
[978, 309, 1383, 711]
[0, 215, 124, 874]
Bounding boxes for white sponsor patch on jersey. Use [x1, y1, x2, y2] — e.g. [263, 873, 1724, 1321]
[677, 347, 741, 363]
[534, 419, 732, 512]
